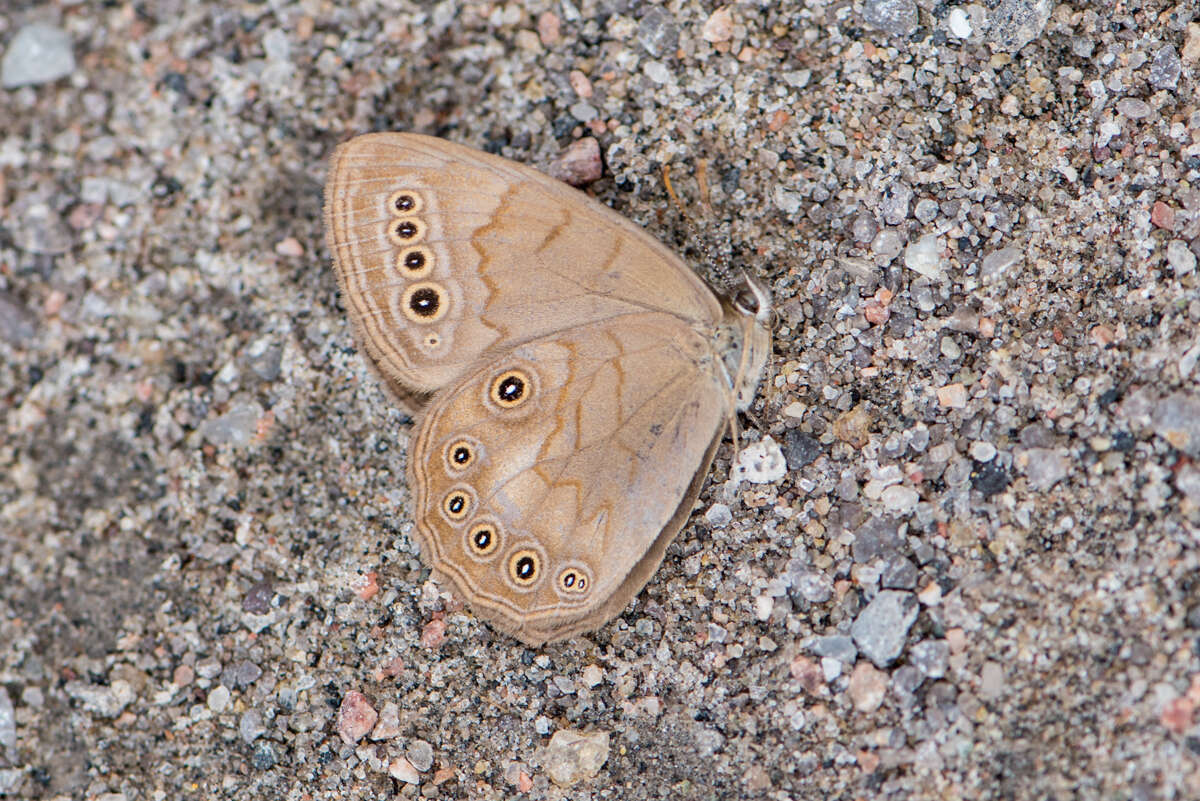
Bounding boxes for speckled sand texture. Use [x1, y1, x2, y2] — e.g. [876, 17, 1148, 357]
[1, 1, 1199, 799]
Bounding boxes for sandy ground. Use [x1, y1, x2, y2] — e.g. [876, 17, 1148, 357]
[2, 1, 1199, 799]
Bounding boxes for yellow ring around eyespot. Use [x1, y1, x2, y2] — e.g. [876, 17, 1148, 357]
[557, 567, 590, 594]
[442, 490, 471, 521]
[508, 548, 541, 587]
[489, 369, 531, 409]
[399, 281, 448, 324]
[395, 245, 433, 278]
[467, 521, 500, 558]
[446, 440, 475, 471]
[385, 216, 427, 246]
[386, 189, 424, 216]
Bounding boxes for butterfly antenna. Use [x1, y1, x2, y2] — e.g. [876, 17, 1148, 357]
[661, 162, 729, 277]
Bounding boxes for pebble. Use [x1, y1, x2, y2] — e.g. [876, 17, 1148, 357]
[0, 291, 37, 346]
[937, 383, 968, 408]
[65, 680, 135, 719]
[947, 7, 973, 38]
[789, 566, 834, 604]
[782, 430, 821, 469]
[408, 739, 434, 772]
[810, 635, 858, 663]
[969, 441, 997, 462]
[0, 690, 14, 751]
[732, 436, 787, 484]
[979, 661, 1006, 699]
[389, 757, 421, 784]
[848, 662, 888, 712]
[851, 590, 919, 667]
[880, 556, 918, 590]
[251, 742, 277, 770]
[910, 640, 950, 679]
[543, 729, 610, 787]
[705, 503, 732, 528]
[986, 0, 1052, 54]
[980, 246, 1022, 283]
[1166, 240, 1196, 276]
[862, 0, 919, 37]
[636, 8, 679, 57]
[421, 618, 447, 648]
[206, 685, 231, 713]
[200, 401, 264, 447]
[336, 691, 378, 745]
[904, 234, 943, 279]
[880, 182, 914, 225]
[701, 7, 735, 43]
[880, 485, 919, 513]
[1116, 98, 1152, 120]
[1020, 447, 1071, 490]
[1, 23, 75, 88]
[1149, 45, 1182, 90]
[239, 710, 266, 744]
[1153, 393, 1200, 456]
[370, 702, 404, 740]
[643, 60, 671, 85]
[10, 198, 73, 255]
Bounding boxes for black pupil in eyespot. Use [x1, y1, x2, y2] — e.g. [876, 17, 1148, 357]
[395, 195, 414, 211]
[410, 288, 439, 316]
[473, 529, 492, 549]
[453, 446, 470, 464]
[448, 495, 464, 513]
[404, 251, 425, 269]
[516, 556, 535, 579]
[563, 572, 576, 587]
[498, 376, 524, 402]
[395, 221, 417, 238]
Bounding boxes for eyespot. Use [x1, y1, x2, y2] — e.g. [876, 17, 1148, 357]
[555, 565, 591, 597]
[386, 217, 426, 246]
[440, 487, 474, 524]
[395, 246, 433, 278]
[445, 438, 479, 472]
[489, 369, 531, 409]
[421, 332, 442, 351]
[399, 281, 447, 323]
[507, 548, 542, 588]
[465, 520, 501, 559]
[386, 190, 423, 216]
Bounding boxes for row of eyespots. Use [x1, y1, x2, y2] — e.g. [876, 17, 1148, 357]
[384, 190, 449, 331]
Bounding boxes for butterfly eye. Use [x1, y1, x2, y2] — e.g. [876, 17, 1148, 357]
[466, 521, 501, 558]
[556, 566, 591, 596]
[733, 288, 760, 315]
[386, 190, 424, 215]
[386, 217, 426, 245]
[441, 488, 473, 522]
[400, 281, 448, 323]
[446, 440, 477, 471]
[507, 548, 542, 587]
[489, 369, 531, 409]
[396, 246, 433, 278]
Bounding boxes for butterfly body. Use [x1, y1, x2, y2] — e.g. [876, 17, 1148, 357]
[324, 133, 770, 645]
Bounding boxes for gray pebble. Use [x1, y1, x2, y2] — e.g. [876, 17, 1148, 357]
[251, 742, 277, 770]
[851, 590, 919, 667]
[1167, 240, 1196, 276]
[788, 566, 833, 605]
[1116, 98, 1151, 120]
[636, 8, 678, 57]
[782, 430, 821, 470]
[910, 639, 950, 678]
[881, 556, 918, 590]
[200, 401, 264, 447]
[2, 23, 75, 88]
[862, 0, 919, 37]
[408, 739, 434, 772]
[852, 517, 901, 562]
[1153, 393, 1200, 456]
[1022, 447, 1071, 491]
[985, 0, 1053, 54]
[239, 710, 267, 744]
[980, 246, 1021, 283]
[0, 690, 15, 751]
[880, 182, 914, 226]
[0, 291, 37, 346]
[1149, 45, 1181, 91]
[809, 635, 857, 663]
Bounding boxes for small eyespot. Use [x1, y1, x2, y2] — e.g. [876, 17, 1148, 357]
[557, 566, 591, 596]
[508, 548, 542, 587]
[386, 217, 426, 246]
[399, 281, 447, 323]
[395, 246, 433, 278]
[489, 369, 531, 409]
[421, 332, 442, 351]
[386, 190, 423, 215]
[466, 521, 500, 558]
[441, 488, 472, 522]
[446, 440, 476, 471]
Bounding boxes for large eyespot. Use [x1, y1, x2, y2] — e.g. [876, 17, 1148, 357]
[386, 190, 424, 216]
[399, 281, 447, 323]
[395, 246, 433, 278]
[507, 548, 542, 588]
[440, 487, 474, 524]
[465, 520, 501, 559]
[489, 369, 531, 409]
[444, 438, 479, 472]
[555, 565, 592, 597]
[386, 217, 426, 246]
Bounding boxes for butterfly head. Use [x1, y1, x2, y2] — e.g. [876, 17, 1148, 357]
[717, 272, 772, 412]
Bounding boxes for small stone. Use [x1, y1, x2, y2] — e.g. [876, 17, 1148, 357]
[200, 401, 264, 447]
[242, 580, 274, 614]
[637, 8, 679, 57]
[789, 566, 834, 604]
[10, 198, 72, 255]
[408, 739, 434, 772]
[2, 23, 75, 88]
[1116, 98, 1152, 120]
[937, 383, 968, 409]
[1167, 240, 1196, 276]
[421, 618, 447, 648]
[251, 742, 277, 770]
[880, 485, 919, 513]
[789, 655, 824, 694]
[65, 680, 135, 718]
[1176, 465, 1200, 505]
[370, 701, 404, 740]
[1150, 201, 1175, 230]
[223, 660, 263, 689]
[732, 436, 786, 484]
[980, 246, 1021, 283]
[783, 430, 821, 469]
[972, 460, 1010, 497]
[389, 757, 421, 784]
[1020, 447, 1071, 490]
[862, 0, 919, 37]
[1149, 45, 1182, 90]
[537, 12, 561, 46]
[852, 517, 901, 562]
[848, 662, 888, 712]
[568, 101, 597, 122]
[833, 405, 873, 448]
[986, 0, 1052, 54]
[173, 664, 194, 687]
[643, 60, 671, 85]
[754, 595, 774, 621]
[0, 689, 15, 751]
[743, 764, 772, 793]
[1153, 393, 1200, 456]
[337, 691, 378, 745]
[207, 685, 231, 713]
[1185, 23, 1200, 65]
[702, 7, 735, 43]
[871, 228, 905, 262]
[544, 729, 610, 787]
[904, 234, 943, 279]
[880, 556, 918, 590]
[274, 237, 304, 257]
[705, 503, 733, 528]
[979, 661, 1006, 699]
[880, 181, 914, 225]
[851, 590, 919, 667]
[581, 665, 604, 688]
[910, 639, 950, 678]
[239, 710, 267, 744]
[810, 635, 857, 663]
[969, 441, 997, 462]
[0, 291, 37, 346]
[947, 7, 973, 38]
